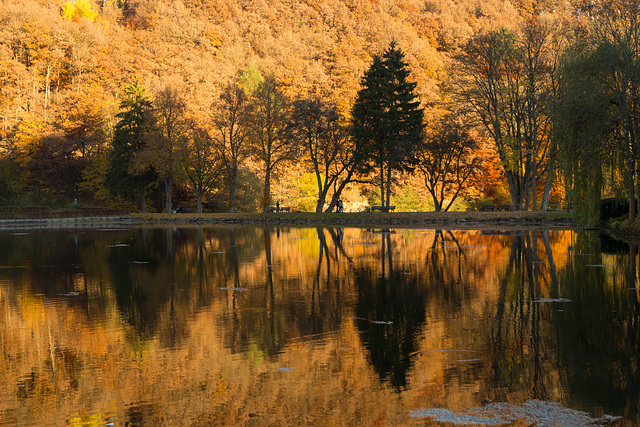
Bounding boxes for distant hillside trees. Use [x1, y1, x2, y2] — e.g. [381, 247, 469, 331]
[351, 42, 425, 209]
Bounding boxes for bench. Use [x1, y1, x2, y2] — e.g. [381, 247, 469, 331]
[547, 203, 567, 211]
[370, 205, 395, 212]
[0, 206, 48, 213]
[269, 206, 291, 213]
[480, 204, 511, 211]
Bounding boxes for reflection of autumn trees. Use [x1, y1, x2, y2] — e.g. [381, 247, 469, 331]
[2, 227, 640, 424]
[553, 233, 640, 420]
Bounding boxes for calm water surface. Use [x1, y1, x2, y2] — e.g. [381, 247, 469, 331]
[0, 226, 638, 425]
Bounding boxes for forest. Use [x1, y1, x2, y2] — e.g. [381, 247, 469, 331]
[0, 0, 638, 224]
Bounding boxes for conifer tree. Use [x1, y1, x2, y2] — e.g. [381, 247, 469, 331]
[106, 79, 156, 212]
[351, 42, 425, 208]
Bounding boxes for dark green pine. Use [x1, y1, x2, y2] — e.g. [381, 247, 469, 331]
[106, 79, 157, 203]
[351, 42, 425, 205]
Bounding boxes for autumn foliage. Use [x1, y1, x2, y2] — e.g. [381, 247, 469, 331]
[0, 0, 598, 213]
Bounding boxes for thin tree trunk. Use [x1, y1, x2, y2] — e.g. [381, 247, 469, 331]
[629, 155, 636, 222]
[44, 64, 52, 110]
[264, 165, 272, 212]
[532, 159, 537, 211]
[229, 179, 236, 213]
[379, 162, 385, 208]
[165, 174, 173, 213]
[541, 141, 557, 210]
[140, 194, 147, 213]
[386, 165, 392, 208]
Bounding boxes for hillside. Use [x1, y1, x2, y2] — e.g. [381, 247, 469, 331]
[0, 0, 574, 212]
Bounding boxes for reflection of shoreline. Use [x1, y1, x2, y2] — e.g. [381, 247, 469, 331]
[0, 211, 576, 231]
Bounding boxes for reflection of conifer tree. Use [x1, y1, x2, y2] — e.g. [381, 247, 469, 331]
[106, 229, 164, 341]
[355, 232, 426, 389]
[194, 227, 210, 308]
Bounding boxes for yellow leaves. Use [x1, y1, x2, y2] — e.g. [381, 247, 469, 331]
[14, 118, 44, 167]
[61, 0, 98, 23]
[203, 25, 223, 52]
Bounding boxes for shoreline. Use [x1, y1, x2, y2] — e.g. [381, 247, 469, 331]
[0, 211, 577, 231]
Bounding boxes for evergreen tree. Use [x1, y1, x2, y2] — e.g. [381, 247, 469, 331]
[106, 79, 156, 212]
[351, 42, 425, 208]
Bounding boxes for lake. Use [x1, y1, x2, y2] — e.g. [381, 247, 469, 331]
[0, 226, 637, 425]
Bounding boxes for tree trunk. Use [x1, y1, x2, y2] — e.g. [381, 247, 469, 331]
[197, 189, 203, 213]
[629, 156, 636, 223]
[139, 193, 147, 213]
[541, 141, 557, 210]
[45, 64, 51, 110]
[385, 165, 392, 208]
[506, 172, 519, 210]
[229, 167, 237, 213]
[229, 180, 236, 213]
[314, 163, 324, 213]
[379, 163, 385, 208]
[532, 159, 537, 211]
[263, 165, 272, 211]
[325, 167, 356, 213]
[165, 174, 173, 213]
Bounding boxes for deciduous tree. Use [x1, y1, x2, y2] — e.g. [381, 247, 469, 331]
[418, 114, 480, 211]
[287, 97, 357, 212]
[211, 83, 250, 213]
[557, 0, 640, 224]
[179, 121, 220, 213]
[455, 22, 557, 211]
[137, 85, 187, 213]
[244, 76, 294, 210]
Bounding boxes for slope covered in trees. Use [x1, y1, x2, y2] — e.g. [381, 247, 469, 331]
[0, 0, 633, 220]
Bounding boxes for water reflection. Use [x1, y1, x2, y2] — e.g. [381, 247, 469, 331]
[0, 227, 638, 425]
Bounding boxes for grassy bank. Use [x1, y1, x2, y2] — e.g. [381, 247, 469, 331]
[609, 218, 640, 243]
[128, 210, 575, 229]
[0, 210, 577, 231]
